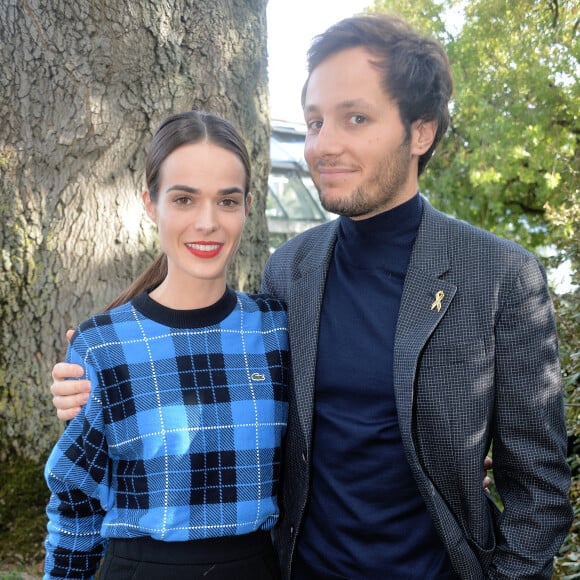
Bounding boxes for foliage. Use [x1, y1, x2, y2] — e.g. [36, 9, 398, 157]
[368, 0, 579, 267]
[367, 0, 580, 573]
[0, 459, 47, 567]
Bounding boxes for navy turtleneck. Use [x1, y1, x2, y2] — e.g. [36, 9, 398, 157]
[294, 194, 455, 579]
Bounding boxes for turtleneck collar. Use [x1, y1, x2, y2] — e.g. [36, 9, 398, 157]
[336, 193, 423, 268]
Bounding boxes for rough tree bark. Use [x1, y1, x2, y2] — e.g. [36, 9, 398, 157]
[0, 0, 271, 461]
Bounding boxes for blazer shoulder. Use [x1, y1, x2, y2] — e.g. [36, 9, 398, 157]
[236, 291, 288, 314]
[262, 219, 338, 299]
[424, 201, 540, 266]
[267, 219, 338, 271]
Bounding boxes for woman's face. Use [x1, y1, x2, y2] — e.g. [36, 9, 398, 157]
[143, 141, 249, 301]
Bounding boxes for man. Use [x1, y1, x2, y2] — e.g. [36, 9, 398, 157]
[52, 14, 571, 579]
[260, 14, 571, 579]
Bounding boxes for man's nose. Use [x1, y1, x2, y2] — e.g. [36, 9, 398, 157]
[306, 121, 344, 159]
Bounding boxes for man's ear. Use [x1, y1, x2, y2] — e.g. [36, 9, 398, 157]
[142, 190, 157, 223]
[411, 119, 438, 156]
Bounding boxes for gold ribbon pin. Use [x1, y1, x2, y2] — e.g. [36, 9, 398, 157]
[430, 290, 445, 312]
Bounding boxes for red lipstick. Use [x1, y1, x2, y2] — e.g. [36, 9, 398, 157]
[185, 241, 223, 258]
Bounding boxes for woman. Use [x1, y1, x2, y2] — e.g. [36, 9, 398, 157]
[44, 111, 288, 580]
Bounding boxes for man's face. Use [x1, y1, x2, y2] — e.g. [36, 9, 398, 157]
[303, 46, 425, 220]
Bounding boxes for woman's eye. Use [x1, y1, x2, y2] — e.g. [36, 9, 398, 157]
[175, 196, 191, 205]
[219, 198, 240, 207]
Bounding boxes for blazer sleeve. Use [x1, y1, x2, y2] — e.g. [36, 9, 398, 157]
[260, 256, 274, 295]
[261, 251, 288, 301]
[489, 256, 572, 579]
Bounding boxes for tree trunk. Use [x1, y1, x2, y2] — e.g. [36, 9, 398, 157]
[0, 0, 271, 461]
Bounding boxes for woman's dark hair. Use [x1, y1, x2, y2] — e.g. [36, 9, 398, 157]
[146, 110, 251, 202]
[105, 110, 251, 310]
[301, 14, 453, 176]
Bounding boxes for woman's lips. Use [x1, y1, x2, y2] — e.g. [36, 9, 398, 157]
[185, 242, 224, 258]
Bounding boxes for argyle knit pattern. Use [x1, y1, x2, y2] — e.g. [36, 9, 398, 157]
[44, 289, 289, 580]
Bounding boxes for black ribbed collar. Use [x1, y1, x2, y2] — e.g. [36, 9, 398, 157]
[131, 287, 237, 329]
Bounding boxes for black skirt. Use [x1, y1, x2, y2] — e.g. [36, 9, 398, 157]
[98, 531, 280, 579]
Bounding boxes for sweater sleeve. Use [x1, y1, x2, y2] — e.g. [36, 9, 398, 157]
[44, 342, 111, 580]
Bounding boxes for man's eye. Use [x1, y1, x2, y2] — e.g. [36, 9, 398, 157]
[306, 120, 323, 132]
[349, 114, 367, 125]
[174, 196, 192, 205]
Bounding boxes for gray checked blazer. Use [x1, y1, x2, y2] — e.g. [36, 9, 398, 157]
[261, 198, 572, 580]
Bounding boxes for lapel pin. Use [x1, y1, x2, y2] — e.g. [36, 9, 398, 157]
[430, 290, 445, 312]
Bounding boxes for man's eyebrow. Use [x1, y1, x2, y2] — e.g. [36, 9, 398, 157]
[336, 99, 373, 110]
[304, 99, 373, 114]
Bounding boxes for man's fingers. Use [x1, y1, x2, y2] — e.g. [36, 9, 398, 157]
[483, 476, 492, 494]
[51, 362, 85, 382]
[50, 360, 89, 421]
[52, 391, 90, 411]
[56, 407, 83, 422]
[482, 456, 493, 493]
[50, 378, 91, 398]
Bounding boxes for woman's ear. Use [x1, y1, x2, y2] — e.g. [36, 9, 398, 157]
[142, 190, 157, 223]
[245, 192, 252, 217]
[411, 119, 438, 156]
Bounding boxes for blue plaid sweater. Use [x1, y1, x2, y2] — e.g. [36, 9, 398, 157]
[44, 288, 289, 580]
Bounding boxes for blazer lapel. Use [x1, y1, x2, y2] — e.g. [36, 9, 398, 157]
[288, 221, 338, 443]
[394, 200, 457, 444]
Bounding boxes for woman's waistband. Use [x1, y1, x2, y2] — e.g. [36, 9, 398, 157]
[107, 530, 273, 564]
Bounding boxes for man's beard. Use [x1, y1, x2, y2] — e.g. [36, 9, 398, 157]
[317, 138, 412, 219]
